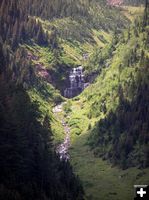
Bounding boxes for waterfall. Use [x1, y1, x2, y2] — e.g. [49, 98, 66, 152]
[64, 66, 89, 98]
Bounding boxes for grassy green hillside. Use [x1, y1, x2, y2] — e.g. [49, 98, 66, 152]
[0, 0, 149, 199]
[13, 1, 137, 145]
[19, 0, 133, 93]
[0, 0, 130, 147]
[70, 132, 149, 200]
[60, 4, 149, 199]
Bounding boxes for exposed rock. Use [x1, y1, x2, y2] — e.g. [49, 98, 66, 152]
[35, 63, 51, 82]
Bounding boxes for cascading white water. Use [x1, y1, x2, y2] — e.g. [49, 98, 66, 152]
[64, 66, 88, 98]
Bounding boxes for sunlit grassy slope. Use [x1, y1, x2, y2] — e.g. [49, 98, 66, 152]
[121, 6, 144, 21]
[23, 5, 148, 199]
[36, 17, 113, 66]
[64, 96, 149, 200]
[25, 5, 143, 83]
[27, 86, 65, 144]
[25, 3, 146, 151]
[22, 4, 125, 133]
[70, 131, 149, 200]
[63, 12, 149, 199]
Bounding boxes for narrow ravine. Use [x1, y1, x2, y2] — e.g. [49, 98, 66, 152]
[53, 104, 71, 161]
[53, 66, 88, 161]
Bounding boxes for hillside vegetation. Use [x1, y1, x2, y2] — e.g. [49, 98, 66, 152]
[87, 2, 149, 169]
[0, 0, 130, 91]
[0, 0, 149, 200]
[68, 1, 149, 169]
[61, 3, 149, 199]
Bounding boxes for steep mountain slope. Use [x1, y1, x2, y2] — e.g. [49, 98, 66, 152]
[87, 2, 149, 169]
[0, 78, 84, 200]
[61, 2, 149, 199]
[0, 0, 149, 200]
[0, 1, 85, 199]
[69, 1, 149, 169]
[0, 0, 130, 93]
[0, 0, 129, 199]
[0, 0, 133, 147]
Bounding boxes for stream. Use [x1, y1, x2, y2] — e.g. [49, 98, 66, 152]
[53, 66, 88, 161]
[53, 104, 71, 162]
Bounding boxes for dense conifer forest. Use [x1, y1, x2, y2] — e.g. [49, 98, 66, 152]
[0, 0, 84, 199]
[0, 79, 84, 200]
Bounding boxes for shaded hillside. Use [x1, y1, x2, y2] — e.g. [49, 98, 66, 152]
[0, 0, 85, 199]
[0, 76, 84, 200]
